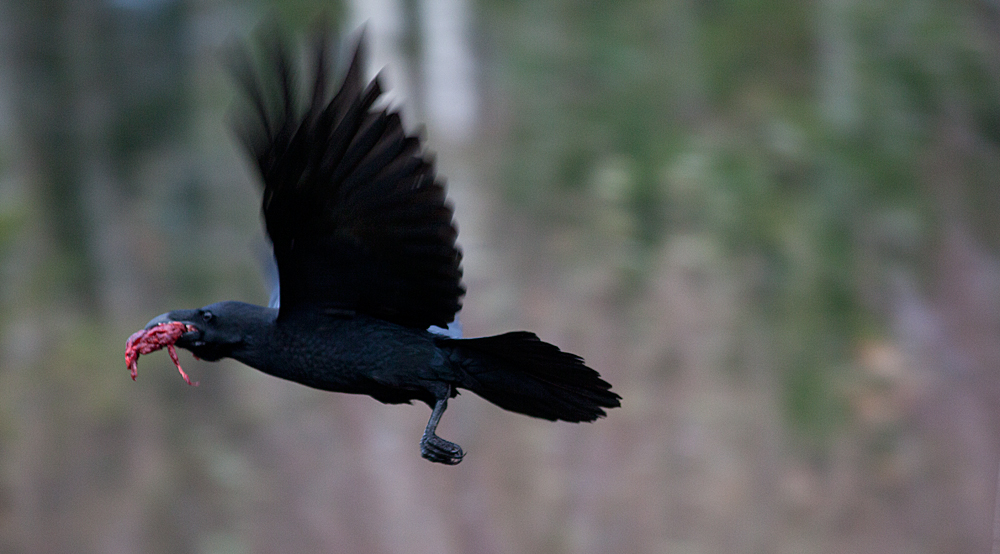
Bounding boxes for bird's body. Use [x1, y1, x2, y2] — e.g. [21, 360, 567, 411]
[238, 307, 452, 405]
[130, 26, 620, 465]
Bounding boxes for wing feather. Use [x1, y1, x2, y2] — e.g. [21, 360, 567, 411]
[234, 29, 464, 328]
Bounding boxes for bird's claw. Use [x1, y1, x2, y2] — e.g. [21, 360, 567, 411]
[420, 434, 464, 465]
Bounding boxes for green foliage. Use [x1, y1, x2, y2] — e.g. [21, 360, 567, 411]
[481, 0, 689, 246]
[103, 0, 190, 172]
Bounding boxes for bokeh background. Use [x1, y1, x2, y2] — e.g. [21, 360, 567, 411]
[1, 0, 999, 552]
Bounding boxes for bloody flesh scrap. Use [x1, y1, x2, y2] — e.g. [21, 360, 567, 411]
[125, 322, 199, 385]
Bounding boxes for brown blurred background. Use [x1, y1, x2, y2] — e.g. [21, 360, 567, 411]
[1, 0, 999, 552]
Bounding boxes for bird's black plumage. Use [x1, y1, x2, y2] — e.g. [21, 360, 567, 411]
[139, 27, 620, 465]
[231, 29, 463, 328]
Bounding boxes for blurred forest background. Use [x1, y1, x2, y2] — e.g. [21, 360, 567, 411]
[0, 0, 999, 552]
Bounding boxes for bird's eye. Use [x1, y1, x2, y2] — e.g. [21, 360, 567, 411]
[202, 311, 214, 323]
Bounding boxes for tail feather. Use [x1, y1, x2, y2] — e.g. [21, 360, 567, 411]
[441, 331, 621, 422]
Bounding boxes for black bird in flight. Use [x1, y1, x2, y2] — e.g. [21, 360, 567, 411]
[128, 28, 620, 465]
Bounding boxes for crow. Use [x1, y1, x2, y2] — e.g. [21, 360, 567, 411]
[129, 27, 620, 465]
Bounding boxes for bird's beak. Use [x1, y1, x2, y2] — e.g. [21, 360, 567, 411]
[145, 310, 203, 348]
[145, 312, 173, 330]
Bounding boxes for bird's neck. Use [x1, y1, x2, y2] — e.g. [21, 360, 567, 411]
[226, 306, 279, 372]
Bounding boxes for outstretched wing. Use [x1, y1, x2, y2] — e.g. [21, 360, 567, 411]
[233, 29, 464, 329]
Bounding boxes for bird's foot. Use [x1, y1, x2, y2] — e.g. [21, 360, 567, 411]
[420, 434, 464, 465]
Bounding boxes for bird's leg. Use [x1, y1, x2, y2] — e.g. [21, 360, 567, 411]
[420, 385, 464, 465]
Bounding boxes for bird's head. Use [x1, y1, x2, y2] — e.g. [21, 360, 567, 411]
[145, 301, 273, 362]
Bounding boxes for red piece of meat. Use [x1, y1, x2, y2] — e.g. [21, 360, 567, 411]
[125, 322, 199, 385]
